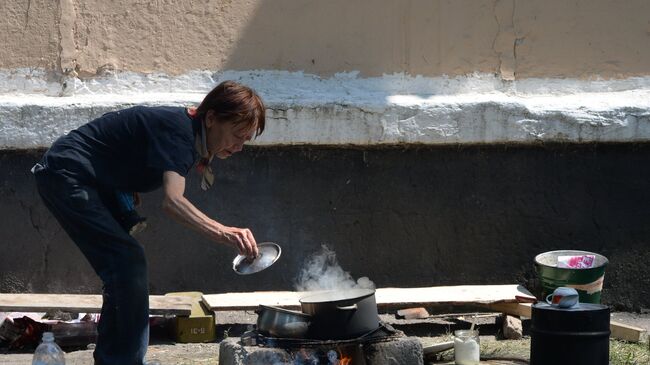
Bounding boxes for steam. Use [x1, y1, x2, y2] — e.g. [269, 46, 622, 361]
[294, 245, 375, 291]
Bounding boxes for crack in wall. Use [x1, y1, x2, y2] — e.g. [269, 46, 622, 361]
[24, 0, 32, 30]
[401, 0, 412, 74]
[29, 205, 45, 240]
[492, 0, 517, 80]
[18, 198, 60, 283]
[511, 0, 517, 66]
[57, 0, 77, 81]
[491, 1, 501, 75]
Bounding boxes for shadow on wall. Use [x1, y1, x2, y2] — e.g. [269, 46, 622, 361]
[221, 0, 650, 79]
[222, 0, 500, 77]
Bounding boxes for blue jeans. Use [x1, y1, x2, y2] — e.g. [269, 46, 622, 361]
[33, 164, 149, 365]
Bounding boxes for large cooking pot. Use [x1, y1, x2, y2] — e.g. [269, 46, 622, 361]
[255, 305, 312, 338]
[300, 288, 379, 340]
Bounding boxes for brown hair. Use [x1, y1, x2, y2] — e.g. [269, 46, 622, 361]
[196, 80, 266, 137]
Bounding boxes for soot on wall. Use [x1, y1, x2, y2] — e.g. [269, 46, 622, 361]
[0, 145, 648, 310]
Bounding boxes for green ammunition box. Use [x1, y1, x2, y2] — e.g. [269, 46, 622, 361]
[165, 292, 216, 343]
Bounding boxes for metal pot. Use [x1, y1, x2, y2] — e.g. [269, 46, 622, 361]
[300, 288, 379, 340]
[255, 304, 312, 338]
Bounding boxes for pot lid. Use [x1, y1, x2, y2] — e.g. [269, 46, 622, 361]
[232, 242, 282, 275]
[299, 288, 375, 304]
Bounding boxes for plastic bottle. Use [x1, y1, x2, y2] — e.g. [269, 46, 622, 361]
[32, 332, 65, 365]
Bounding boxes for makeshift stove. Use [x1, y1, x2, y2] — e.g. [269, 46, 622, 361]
[219, 322, 423, 365]
[219, 288, 424, 364]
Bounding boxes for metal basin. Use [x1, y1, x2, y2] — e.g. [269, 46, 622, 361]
[255, 304, 312, 338]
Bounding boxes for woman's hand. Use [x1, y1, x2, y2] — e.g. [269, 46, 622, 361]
[161, 171, 259, 257]
[217, 226, 259, 258]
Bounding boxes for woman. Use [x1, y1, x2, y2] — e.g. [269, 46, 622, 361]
[32, 80, 265, 365]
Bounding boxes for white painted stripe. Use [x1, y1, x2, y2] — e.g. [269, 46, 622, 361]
[1, 69, 649, 148]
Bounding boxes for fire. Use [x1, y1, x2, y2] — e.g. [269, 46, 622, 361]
[336, 348, 353, 365]
[293, 347, 356, 364]
[338, 355, 353, 365]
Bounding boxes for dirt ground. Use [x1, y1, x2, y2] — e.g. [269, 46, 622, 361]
[1, 311, 648, 364]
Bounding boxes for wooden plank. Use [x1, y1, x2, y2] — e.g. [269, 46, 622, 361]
[203, 291, 304, 311]
[485, 303, 648, 343]
[486, 302, 532, 317]
[202, 284, 536, 311]
[609, 320, 647, 343]
[0, 294, 192, 316]
[375, 285, 536, 308]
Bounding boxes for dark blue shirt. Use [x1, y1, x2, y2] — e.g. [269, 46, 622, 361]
[44, 106, 200, 192]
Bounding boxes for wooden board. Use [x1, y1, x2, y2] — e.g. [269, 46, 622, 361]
[204, 291, 304, 310]
[0, 294, 192, 316]
[485, 302, 648, 343]
[609, 321, 648, 343]
[486, 302, 533, 318]
[202, 284, 536, 311]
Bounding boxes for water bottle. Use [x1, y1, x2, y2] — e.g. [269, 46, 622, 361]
[32, 332, 65, 365]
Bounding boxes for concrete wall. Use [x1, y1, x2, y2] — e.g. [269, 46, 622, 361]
[2, 0, 649, 79]
[1, 146, 649, 310]
[1, 1, 650, 310]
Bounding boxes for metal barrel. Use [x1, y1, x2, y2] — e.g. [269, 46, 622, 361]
[530, 302, 610, 365]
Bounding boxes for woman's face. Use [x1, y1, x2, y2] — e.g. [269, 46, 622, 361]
[204, 110, 256, 159]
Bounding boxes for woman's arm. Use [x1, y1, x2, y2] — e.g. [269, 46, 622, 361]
[161, 170, 258, 257]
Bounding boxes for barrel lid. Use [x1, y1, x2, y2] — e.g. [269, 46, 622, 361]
[533, 302, 608, 312]
[531, 302, 610, 332]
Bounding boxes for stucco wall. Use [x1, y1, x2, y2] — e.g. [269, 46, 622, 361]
[3, 0, 649, 148]
[1, 0, 649, 79]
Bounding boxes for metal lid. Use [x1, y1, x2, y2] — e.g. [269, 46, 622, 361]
[299, 288, 375, 304]
[532, 302, 609, 312]
[232, 242, 282, 275]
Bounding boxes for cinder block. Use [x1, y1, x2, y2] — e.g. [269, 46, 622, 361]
[503, 314, 523, 340]
[218, 338, 292, 365]
[364, 336, 424, 365]
[219, 336, 423, 365]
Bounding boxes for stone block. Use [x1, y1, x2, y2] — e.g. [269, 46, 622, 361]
[502, 315, 523, 340]
[363, 336, 424, 365]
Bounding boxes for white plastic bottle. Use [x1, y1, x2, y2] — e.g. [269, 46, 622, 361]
[32, 332, 65, 365]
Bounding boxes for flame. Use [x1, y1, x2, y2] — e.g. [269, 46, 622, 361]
[292, 347, 356, 364]
[338, 356, 352, 365]
[337, 348, 353, 365]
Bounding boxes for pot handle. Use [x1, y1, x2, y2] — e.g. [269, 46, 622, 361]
[336, 304, 358, 311]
